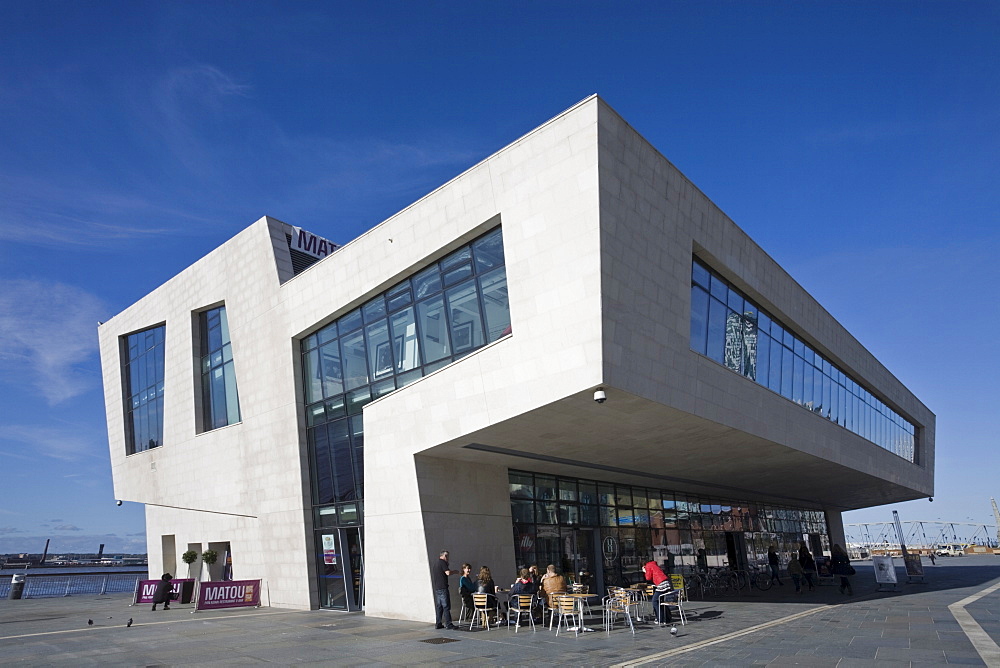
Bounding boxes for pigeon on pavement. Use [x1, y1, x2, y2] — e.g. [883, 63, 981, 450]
[87, 619, 93, 626]
[127, 618, 133, 628]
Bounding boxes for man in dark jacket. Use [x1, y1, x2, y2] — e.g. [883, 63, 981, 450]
[151, 573, 173, 611]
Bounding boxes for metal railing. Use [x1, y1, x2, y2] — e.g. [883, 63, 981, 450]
[1, 573, 142, 599]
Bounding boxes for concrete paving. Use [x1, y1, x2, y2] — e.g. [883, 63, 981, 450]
[2, 555, 998, 666]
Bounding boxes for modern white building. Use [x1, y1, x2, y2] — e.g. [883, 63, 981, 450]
[99, 96, 934, 620]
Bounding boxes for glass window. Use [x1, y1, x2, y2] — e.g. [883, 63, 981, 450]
[446, 280, 485, 353]
[757, 310, 771, 335]
[707, 298, 727, 364]
[412, 265, 442, 299]
[303, 348, 323, 404]
[329, 420, 354, 501]
[199, 306, 241, 431]
[792, 354, 804, 404]
[768, 336, 783, 393]
[723, 310, 744, 374]
[479, 268, 511, 341]
[123, 325, 166, 453]
[389, 307, 420, 373]
[319, 341, 343, 398]
[385, 280, 412, 313]
[339, 308, 363, 334]
[317, 322, 337, 345]
[340, 330, 369, 391]
[755, 331, 769, 386]
[692, 259, 710, 288]
[690, 285, 709, 354]
[472, 228, 504, 272]
[780, 345, 794, 400]
[365, 320, 393, 379]
[709, 274, 727, 301]
[417, 295, 450, 363]
[362, 297, 386, 324]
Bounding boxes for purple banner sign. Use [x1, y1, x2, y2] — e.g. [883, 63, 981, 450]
[196, 579, 261, 610]
[134, 578, 195, 605]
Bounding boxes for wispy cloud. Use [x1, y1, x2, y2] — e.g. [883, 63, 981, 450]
[0, 527, 24, 534]
[0, 175, 195, 248]
[53, 524, 82, 531]
[0, 279, 106, 404]
[0, 425, 105, 462]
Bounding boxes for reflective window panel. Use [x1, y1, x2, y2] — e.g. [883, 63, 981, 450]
[689, 257, 916, 462]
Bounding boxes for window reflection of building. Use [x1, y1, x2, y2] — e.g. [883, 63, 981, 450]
[509, 470, 829, 581]
[690, 257, 917, 463]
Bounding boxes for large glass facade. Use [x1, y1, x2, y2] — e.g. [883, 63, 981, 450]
[690, 257, 917, 462]
[510, 470, 828, 591]
[199, 306, 241, 431]
[301, 226, 510, 608]
[122, 325, 165, 454]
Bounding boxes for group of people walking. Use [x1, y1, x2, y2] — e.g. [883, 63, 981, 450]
[768, 542, 854, 595]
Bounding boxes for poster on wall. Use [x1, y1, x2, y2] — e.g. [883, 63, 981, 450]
[195, 579, 261, 610]
[133, 578, 194, 605]
[322, 534, 337, 565]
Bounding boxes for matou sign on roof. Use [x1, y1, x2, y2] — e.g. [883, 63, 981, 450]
[292, 226, 338, 260]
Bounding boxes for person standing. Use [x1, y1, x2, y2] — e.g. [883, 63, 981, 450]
[767, 545, 784, 585]
[929, 551, 937, 565]
[151, 573, 173, 611]
[831, 544, 853, 595]
[787, 554, 804, 594]
[798, 543, 816, 591]
[431, 550, 458, 630]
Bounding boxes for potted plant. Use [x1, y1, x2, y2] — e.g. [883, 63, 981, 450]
[181, 550, 199, 579]
[201, 549, 219, 580]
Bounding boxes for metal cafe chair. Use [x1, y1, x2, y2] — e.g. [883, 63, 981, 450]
[507, 594, 536, 633]
[469, 593, 498, 631]
[553, 594, 581, 637]
[603, 589, 637, 635]
[658, 589, 687, 626]
[543, 590, 566, 629]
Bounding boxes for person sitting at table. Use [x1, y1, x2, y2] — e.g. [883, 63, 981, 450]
[642, 559, 675, 625]
[510, 568, 540, 622]
[477, 565, 501, 622]
[527, 564, 540, 585]
[458, 563, 477, 616]
[510, 568, 538, 596]
[539, 564, 568, 607]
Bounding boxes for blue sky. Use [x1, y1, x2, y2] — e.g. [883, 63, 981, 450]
[1, 2, 997, 554]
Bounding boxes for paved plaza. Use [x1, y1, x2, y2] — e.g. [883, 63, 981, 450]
[1, 556, 997, 666]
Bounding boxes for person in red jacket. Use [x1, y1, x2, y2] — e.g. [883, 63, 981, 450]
[642, 560, 674, 625]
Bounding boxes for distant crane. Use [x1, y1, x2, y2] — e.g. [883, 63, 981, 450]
[992, 498, 1000, 545]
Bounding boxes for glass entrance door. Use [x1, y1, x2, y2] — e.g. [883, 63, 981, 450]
[316, 528, 365, 611]
[563, 528, 602, 594]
